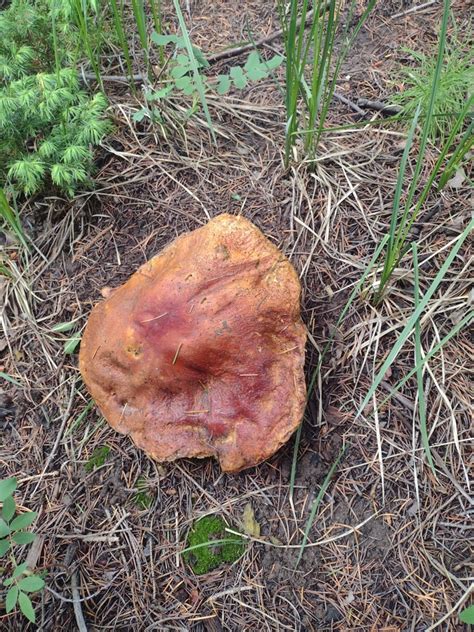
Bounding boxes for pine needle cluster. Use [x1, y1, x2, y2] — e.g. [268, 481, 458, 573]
[0, 0, 111, 197]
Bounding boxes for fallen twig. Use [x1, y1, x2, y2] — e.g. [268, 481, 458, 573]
[392, 0, 437, 20]
[207, 3, 330, 64]
[357, 98, 402, 115]
[334, 91, 366, 116]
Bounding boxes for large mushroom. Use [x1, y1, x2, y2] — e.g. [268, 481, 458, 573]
[79, 214, 306, 472]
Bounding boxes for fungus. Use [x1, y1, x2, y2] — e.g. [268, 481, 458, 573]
[79, 214, 306, 472]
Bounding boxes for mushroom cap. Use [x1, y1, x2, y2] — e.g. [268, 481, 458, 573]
[79, 214, 306, 472]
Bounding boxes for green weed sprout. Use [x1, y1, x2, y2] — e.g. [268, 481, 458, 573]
[0, 477, 45, 624]
[134, 33, 282, 125]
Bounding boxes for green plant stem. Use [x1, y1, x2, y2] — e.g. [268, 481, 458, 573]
[374, 105, 421, 304]
[412, 243, 435, 474]
[131, 0, 151, 79]
[295, 444, 346, 567]
[149, 0, 164, 66]
[171, 0, 216, 143]
[305, 0, 336, 157]
[358, 215, 474, 419]
[108, 0, 136, 92]
[279, 0, 374, 165]
[289, 234, 390, 499]
[71, 0, 103, 89]
[311, 0, 375, 157]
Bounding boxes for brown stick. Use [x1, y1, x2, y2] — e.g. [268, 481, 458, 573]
[334, 91, 366, 116]
[207, 4, 330, 64]
[357, 98, 402, 116]
[392, 0, 437, 19]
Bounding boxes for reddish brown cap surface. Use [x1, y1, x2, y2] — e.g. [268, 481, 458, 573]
[79, 214, 306, 472]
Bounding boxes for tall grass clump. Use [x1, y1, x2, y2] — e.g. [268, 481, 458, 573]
[374, 0, 473, 304]
[106, 0, 164, 84]
[278, 0, 375, 165]
[359, 215, 473, 417]
[108, 0, 135, 88]
[69, 0, 103, 87]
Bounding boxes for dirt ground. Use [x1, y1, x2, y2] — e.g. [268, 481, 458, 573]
[1, 0, 473, 630]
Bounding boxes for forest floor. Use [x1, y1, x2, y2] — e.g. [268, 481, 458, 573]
[1, 0, 473, 630]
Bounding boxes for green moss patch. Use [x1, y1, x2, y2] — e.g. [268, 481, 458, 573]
[184, 515, 245, 575]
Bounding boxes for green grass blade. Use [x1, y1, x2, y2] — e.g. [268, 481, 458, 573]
[108, 0, 136, 90]
[149, 0, 162, 34]
[403, 0, 450, 216]
[357, 216, 474, 419]
[395, 95, 473, 261]
[295, 444, 346, 568]
[412, 243, 435, 474]
[378, 308, 473, 414]
[375, 105, 421, 301]
[71, 0, 103, 88]
[305, 0, 337, 154]
[281, 0, 374, 162]
[315, 0, 375, 151]
[65, 399, 95, 437]
[149, 0, 164, 65]
[132, 0, 148, 50]
[388, 105, 420, 251]
[0, 189, 28, 249]
[438, 117, 474, 190]
[172, 0, 216, 143]
[292, 0, 311, 85]
[0, 372, 22, 386]
[131, 0, 149, 76]
[306, 0, 339, 148]
[289, 234, 390, 499]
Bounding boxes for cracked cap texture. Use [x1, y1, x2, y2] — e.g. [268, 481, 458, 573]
[79, 214, 307, 472]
